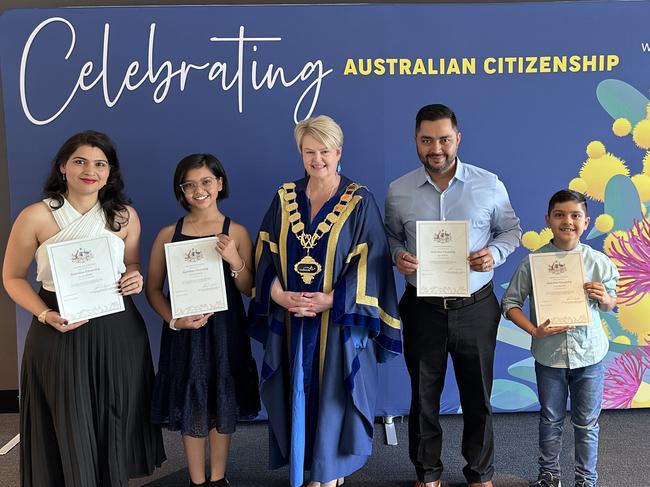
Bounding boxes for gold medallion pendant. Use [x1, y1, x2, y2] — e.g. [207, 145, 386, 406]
[293, 255, 322, 284]
[281, 181, 361, 285]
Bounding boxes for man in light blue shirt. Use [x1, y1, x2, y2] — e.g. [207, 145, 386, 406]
[502, 189, 618, 487]
[384, 104, 521, 487]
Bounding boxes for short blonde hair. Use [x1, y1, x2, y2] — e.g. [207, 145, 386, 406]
[294, 115, 344, 153]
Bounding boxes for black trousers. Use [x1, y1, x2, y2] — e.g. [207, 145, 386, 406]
[400, 284, 500, 484]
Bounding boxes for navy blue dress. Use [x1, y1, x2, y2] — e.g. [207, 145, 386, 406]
[151, 217, 260, 437]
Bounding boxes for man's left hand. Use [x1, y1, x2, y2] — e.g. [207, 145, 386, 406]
[469, 247, 494, 272]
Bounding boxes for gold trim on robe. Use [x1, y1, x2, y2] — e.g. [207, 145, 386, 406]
[345, 243, 401, 330]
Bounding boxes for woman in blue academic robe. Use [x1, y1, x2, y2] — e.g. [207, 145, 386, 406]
[250, 115, 402, 487]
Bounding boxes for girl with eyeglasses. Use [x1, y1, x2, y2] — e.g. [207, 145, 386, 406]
[146, 154, 260, 487]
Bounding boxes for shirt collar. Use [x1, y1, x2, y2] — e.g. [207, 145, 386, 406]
[454, 158, 467, 182]
[547, 239, 584, 253]
[417, 157, 465, 187]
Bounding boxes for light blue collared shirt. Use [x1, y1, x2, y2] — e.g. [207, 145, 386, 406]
[502, 241, 619, 369]
[384, 160, 522, 293]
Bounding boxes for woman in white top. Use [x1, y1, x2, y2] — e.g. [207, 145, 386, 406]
[2, 131, 165, 487]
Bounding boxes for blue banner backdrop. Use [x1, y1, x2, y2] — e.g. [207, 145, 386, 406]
[1, 1, 650, 415]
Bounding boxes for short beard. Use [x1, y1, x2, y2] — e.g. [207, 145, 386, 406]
[420, 153, 455, 175]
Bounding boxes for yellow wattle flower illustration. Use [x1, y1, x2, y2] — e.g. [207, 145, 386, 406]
[586, 140, 606, 159]
[521, 231, 541, 251]
[579, 152, 629, 202]
[633, 119, 650, 149]
[612, 117, 632, 137]
[595, 213, 614, 233]
[538, 227, 553, 246]
[569, 177, 588, 194]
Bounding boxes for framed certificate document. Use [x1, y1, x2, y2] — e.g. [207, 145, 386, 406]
[164, 236, 228, 319]
[47, 235, 125, 322]
[529, 251, 591, 326]
[416, 220, 470, 297]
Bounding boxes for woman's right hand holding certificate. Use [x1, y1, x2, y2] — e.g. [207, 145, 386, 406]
[42, 310, 89, 333]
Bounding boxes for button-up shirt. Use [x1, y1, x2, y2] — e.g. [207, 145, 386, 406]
[502, 241, 619, 369]
[384, 160, 521, 293]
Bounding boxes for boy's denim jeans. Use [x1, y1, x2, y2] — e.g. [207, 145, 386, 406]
[535, 360, 604, 486]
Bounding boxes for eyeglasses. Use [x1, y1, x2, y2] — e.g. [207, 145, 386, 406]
[179, 177, 219, 194]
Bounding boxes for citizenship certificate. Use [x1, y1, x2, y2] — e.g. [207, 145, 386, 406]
[416, 220, 470, 297]
[164, 236, 228, 319]
[529, 251, 591, 326]
[47, 235, 125, 322]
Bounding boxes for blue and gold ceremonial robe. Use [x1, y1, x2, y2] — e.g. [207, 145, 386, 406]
[250, 176, 401, 485]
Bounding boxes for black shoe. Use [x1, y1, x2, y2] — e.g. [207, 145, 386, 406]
[190, 482, 208, 487]
[530, 471, 561, 487]
[209, 479, 229, 487]
[574, 481, 594, 487]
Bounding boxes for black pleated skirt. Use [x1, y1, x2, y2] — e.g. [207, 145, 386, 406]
[20, 289, 166, 487]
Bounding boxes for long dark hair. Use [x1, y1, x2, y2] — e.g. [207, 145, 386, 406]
[43, 131, 131, 231]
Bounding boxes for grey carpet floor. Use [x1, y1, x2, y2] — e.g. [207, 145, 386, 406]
[1, 410, 648, 486]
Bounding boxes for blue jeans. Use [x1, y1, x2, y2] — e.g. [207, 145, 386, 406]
[535, 361, 604, 486]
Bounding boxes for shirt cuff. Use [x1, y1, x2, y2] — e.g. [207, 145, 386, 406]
[391, 247, 408, 263]
[501, 301, 522, 318]
[488, 245, 505, 267]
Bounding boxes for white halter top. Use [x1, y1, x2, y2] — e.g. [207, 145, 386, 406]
[35, 198, 126, 291]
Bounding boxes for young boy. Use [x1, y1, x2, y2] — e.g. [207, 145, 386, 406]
[502, 189, 619, 487]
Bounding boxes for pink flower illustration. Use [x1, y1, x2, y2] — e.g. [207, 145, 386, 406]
[609, 219, 650, 305]
[603, 345, 650, 408]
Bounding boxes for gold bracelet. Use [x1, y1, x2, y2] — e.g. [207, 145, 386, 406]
[230, 260, 246, 278]
[37, 308, 52, 324]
